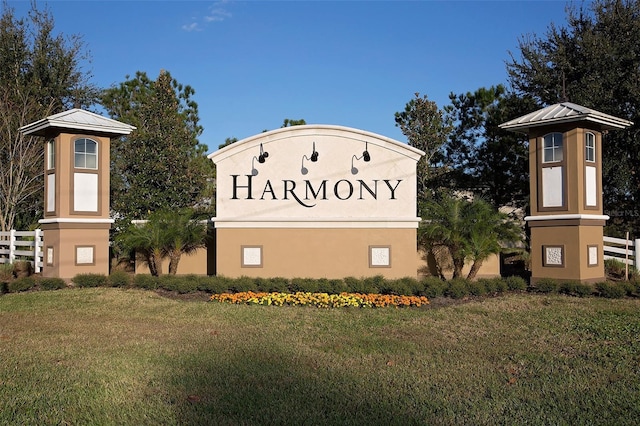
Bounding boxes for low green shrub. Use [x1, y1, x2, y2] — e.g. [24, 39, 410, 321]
[8, 276, 36, 293]
[619, 280, 636, 297]
[574, 282, 594, 297]
[230, 276, 257, 293]
[559, 280, 593, 297]
[477, 278, 498, 294]
[421, 276, 448, 298]
[39, 277, 66, 291]
[133, 274, 159, 290]
[595, 281, 626, 298]
[73, 273, 108, 288]
[446, 279, 470, 299]
[198, 276, 232, 293]
[0, 263, 14, 282]
[385, 277, 421, 296]
[290, 277, 318, 293]
[362, 275, 386, 294]
[533, 278, 558, 293]
[504, 276, 527, 291]
[343, 276, 368, 293]
[158, 275, 199, 294]
[266, 277, 290, 293]
[468, 280, 487, 296]
[604, 258, 628, 280]
[315, 278, 347, 294]
[109, 270, 131, 287]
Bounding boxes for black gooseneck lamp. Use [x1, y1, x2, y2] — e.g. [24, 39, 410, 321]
[251, 143, 269, 176]
[351, 141, 371, 175]
[301, 141, 319, 175]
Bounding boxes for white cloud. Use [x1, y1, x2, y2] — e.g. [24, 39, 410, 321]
[182, 22, 201, 32]
[182, 1, 232, 31]
[205, 2, 232, 22]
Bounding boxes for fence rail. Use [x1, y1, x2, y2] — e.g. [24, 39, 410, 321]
[0, 229, 44, 273]
[603, 235, 640, 270]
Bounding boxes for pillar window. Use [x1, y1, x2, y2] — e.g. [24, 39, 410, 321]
[74, 138, 98, 169]
[543, 132, 563, 163]
[585, 132, 596, 162]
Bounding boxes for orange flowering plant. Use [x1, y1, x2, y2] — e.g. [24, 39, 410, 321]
[210, 291, 429, 308]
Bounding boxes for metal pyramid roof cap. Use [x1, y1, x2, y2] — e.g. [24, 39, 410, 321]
[20, 108, 136, 136]
[499, 102, 633, 132]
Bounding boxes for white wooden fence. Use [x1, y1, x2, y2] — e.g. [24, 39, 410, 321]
[603, 234, 640, 270]
[0, 229, 44, 273]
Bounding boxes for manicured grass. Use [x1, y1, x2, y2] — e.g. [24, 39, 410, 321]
[1, 288, 639, 425]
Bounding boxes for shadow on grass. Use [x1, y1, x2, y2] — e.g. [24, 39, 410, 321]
[165, 342, 427, 425]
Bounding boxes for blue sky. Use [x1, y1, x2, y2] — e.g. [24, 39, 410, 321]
[8, 0, 577, 152]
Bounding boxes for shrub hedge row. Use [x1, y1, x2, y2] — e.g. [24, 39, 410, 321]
[74, 273, 639, 299]
[2, 272, 639, 300]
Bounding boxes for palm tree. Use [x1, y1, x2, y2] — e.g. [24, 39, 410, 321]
[163, 210, 207, 275]
[419, 194, 521, 280]
[464, 200, 521, 280]
[119, 215, 169, 276]
[119, 209, 207, 276]
[420, 195, 469, 279]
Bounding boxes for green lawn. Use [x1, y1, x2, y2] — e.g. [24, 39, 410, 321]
[1, 288, 639, 425]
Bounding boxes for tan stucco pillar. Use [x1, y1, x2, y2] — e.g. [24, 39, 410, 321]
[20, 109, 135, 279]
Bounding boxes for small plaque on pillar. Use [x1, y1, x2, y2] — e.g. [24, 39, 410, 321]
[588, 245, 599, 266]
[76, 246, 95, 265]
[47, 246, 54, 266]
[543, 245, 564, 267]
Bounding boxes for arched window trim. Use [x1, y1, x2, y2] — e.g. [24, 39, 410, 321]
[585, 132, 596, 163]
[74, 138, 98, 170]
[542, 132, 563, 163]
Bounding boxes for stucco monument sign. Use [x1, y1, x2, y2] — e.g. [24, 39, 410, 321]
[209, 125, 424, 279]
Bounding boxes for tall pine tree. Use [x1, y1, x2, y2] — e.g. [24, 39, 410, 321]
[507, 0, 640, 236]
[101, 70, 215, 222]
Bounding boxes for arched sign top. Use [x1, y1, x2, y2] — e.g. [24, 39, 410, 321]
[208, 124, 424, 163]
[209, 124, 424, 226]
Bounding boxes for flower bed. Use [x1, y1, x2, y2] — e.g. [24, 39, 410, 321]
[210, 291, 429, 308]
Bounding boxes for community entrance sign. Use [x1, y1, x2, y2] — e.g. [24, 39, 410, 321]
[209, 125, 424, 279]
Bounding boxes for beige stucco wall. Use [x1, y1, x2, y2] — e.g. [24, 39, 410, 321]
[136, 241, 502, 280]
[41, 226, 111, 279]
[215, 228, 417, 279]
[530, 224, 605, 283]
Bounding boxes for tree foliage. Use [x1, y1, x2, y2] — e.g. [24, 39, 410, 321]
[395, 93, 452, 205]
[101, 70, 215, 222]
[444, 85, 539, 209]
[0, 2, 96, 231]
[506, 0, 640, 236]
[281, 118, 306, 127]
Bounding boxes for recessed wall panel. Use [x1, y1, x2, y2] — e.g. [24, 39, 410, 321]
[542, 166, 563, 207]
[74, 172, 98, 212]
